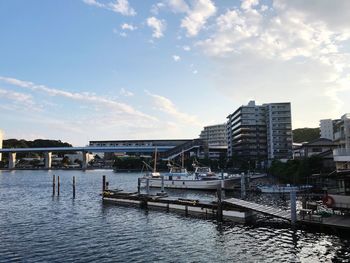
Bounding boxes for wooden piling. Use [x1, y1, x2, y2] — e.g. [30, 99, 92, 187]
[73, 176, 76, 199]
[102, 175, 106, 193]
[137, 178, 141, 194]
[52, 174, 56, 196]
[217, 184, 223, 222]
[57, 175, 60, 196]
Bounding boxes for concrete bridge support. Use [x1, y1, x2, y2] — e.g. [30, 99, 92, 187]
[45, 152, 52, 169]
[82, 151, 88, 170]
[9, 152, 16, 169]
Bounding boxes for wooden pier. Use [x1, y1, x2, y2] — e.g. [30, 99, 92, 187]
[223, 198, 291, 220]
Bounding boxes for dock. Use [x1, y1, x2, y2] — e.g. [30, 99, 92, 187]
[101, 176, 350, 233]
[102, 189, 254, 223]
[223, 198, 291, 220]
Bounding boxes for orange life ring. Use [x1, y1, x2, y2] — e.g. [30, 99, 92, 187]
[322, 195, 335, 208]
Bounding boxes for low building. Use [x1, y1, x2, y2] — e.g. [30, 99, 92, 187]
[293, 138, 337, 159]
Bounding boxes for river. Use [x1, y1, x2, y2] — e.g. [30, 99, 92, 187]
[0, 170, 349, 262]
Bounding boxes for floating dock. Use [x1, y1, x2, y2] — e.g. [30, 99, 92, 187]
[102, 190, 255, 223]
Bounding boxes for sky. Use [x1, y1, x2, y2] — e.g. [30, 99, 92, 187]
[0, 0, 350, 146]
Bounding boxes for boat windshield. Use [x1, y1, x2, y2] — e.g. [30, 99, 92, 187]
[170, 167, 187, 173]
[196, 167, 210, 173]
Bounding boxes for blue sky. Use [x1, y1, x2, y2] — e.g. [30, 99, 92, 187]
[1, 0, 350, 145]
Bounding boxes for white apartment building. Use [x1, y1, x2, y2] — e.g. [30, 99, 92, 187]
[329, 114, 350, 171]
[199, 123, 227, 147]
[320, 119, 335, 140]
[226, 101, 293, 165]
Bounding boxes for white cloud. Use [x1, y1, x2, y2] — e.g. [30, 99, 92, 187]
[168, 0, 190, 13]
[147, 17, 166, 38]
[172, 55, 181, 62]
[194, 0, 350, 128]
[0, 88, 39, 111]
[109, 0, 136, 16]
[82, 0, 104, 8]
[121, 23, 137, 31]
[82, 0, 136, 16]
[146, 91, 201, 126]
[0, 76, 156, 121]
[120, 88, 134, 97]
[180, 0, 216, 37]
[183, 45, 191, 51]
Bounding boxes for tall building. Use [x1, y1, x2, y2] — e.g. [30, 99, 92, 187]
[320, 119, 335, 140]
[199, 123, 227, 159]
[226, 101, 292, 165]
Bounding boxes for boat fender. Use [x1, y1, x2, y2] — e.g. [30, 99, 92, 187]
[322, 195, 335, 208]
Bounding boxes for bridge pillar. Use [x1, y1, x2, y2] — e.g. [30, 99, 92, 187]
[45, 152, 52, 169]
[9, 152, 16, 169]
[82, 151, 88, 170]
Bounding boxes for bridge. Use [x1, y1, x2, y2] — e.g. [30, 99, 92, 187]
[0, 146, 173, 169]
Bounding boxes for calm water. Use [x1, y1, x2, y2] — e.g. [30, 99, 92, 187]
[0, 170, 349, 262]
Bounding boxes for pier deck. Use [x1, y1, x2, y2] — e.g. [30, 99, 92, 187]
[223, 198, 291, 220]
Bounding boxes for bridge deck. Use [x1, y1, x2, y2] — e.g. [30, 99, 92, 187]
[223, 198, 291, 220]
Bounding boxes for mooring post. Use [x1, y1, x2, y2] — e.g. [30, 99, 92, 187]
[161, 175, 165, 193]
[241, 173, 246, 199]
[217, 184, 223, 222]
[137, 178, 141, 194]
[57, 175, 60, 196]
[52, 174, 56, 196]
[290, 190, 297, 225]
[146, 178, 150, 196]
[73, 176, 76, 199]
[102, 175, 106, 193]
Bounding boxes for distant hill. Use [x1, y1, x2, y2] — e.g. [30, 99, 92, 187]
[3, 139, 72, 148]
[293, 128, 320, 143]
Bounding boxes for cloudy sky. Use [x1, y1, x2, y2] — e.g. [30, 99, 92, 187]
[1, 0, 349, 146]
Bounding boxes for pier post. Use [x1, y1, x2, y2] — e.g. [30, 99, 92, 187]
[73, 176, 76, 199]
[161, 175, 165, 193]
[102, 175, 106, 193]
[146, 178, 150, 195]
[290, 190, 297, 225]
[52, 174, 56, 196]
[137, 178, 141, 194]
[82, 151, 88, 170]
[217, 184, 223, 222]
[57, 176, 60, 196]
[241, 173, 246, 199]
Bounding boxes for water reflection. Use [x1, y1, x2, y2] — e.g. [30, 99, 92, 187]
[0, 170, 349, 262]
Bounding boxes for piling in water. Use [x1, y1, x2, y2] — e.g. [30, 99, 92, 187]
[102, 175, 106, 193]
[57, 176, 60, 196]
[73, 176, 76, 199]
[52, 175, 56, 196]
[217, 184, 223, 222]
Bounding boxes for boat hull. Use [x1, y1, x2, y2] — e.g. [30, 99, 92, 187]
[143, 178, 236, 190]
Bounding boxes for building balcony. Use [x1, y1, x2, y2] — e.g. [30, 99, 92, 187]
[333, 148, 350, 162]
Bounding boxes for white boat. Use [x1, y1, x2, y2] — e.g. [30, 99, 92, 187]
[257, 184, 312, 193]
[142, 159, 236, 190]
